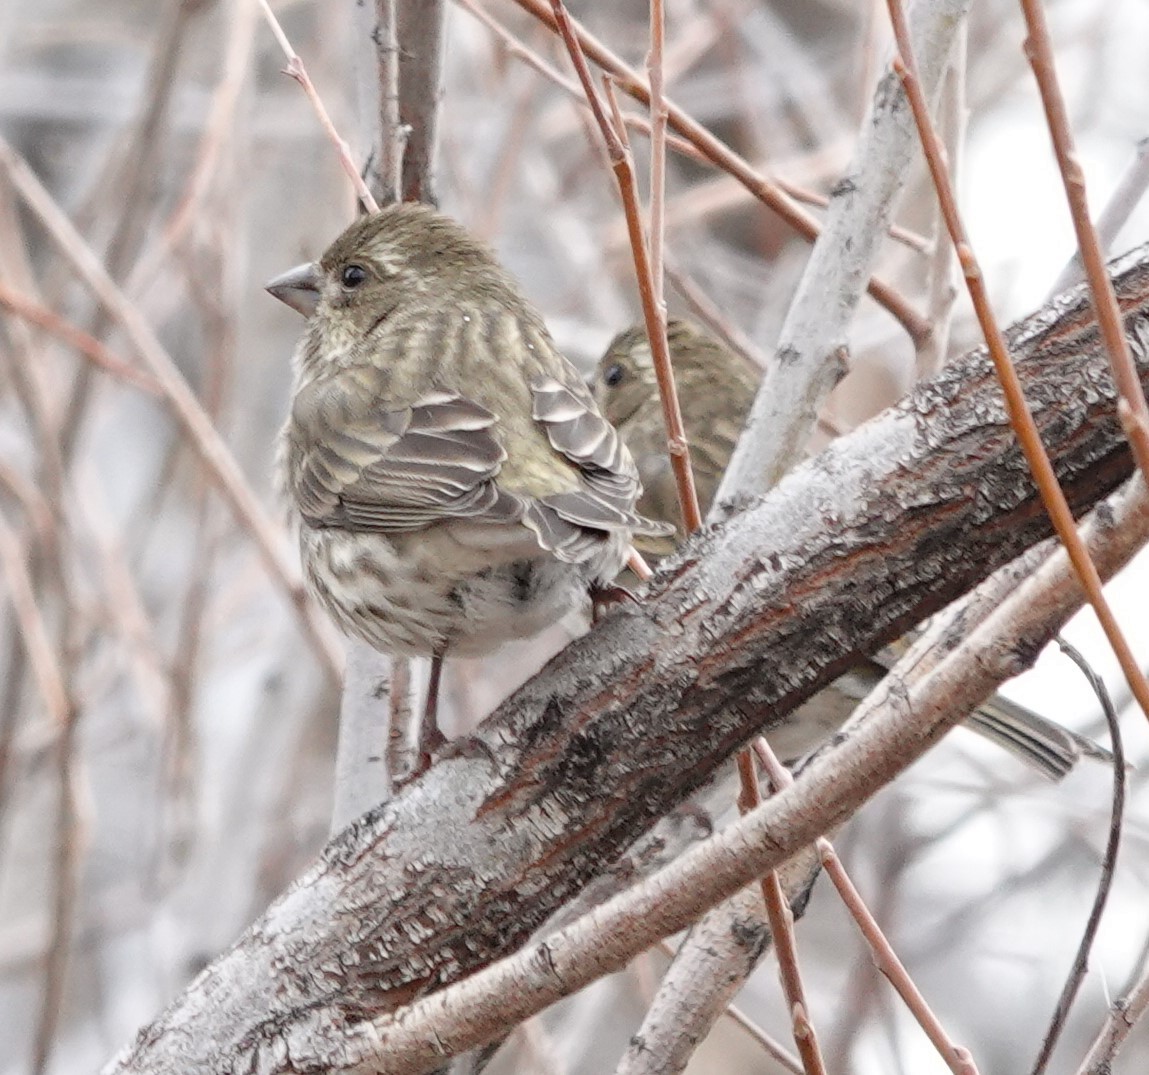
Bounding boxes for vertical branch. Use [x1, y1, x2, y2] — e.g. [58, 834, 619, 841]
[331, 639, 394, 830]
[396, 0, 446, 203]
[549, 0, 701, 532]
[374, 0, 405, 205]
[916, 24, 967, 380]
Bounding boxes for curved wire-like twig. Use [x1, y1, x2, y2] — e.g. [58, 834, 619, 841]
[1028, 639, 1126, 1075]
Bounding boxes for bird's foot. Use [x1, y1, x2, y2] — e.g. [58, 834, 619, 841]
[589, 582, 641, 624]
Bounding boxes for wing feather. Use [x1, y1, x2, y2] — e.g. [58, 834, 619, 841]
[289, 372, 521, 533]
[528, 374, 673, 558]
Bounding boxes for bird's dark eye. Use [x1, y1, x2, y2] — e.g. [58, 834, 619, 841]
[602, 362, 625, 387]
[341, 264, 368, 288]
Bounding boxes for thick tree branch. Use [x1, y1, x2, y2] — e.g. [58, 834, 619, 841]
[107, 245, 1149, 1074]
[364, 471, 1149, 1074]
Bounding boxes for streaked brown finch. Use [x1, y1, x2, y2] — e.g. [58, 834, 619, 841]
[269, 204, 670, 758]
[594, 318, 1105, 779]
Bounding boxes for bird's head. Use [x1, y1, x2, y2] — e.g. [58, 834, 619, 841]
[593, 320, 707, 428]
[266, 204, 514, 345]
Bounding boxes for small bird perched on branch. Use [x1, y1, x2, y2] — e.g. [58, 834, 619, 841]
[269, 204, 670, 772]
[595, 318, 1103, 779]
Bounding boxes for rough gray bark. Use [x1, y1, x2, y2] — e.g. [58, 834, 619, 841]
[106, 245, 1149, 1075]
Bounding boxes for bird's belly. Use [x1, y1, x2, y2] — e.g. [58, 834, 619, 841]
[300, 526, 589, 658]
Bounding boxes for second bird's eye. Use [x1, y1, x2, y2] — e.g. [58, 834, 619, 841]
[341, 264, 368, 288]
[602, 362, 625, 387]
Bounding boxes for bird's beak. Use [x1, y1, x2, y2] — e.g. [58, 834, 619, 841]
[266, 262, 321, 318]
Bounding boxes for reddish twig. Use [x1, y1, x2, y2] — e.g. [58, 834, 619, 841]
[0, 139, 344, 682]
[725, 1004, 805, 1074]
[1052, 138, 1149, 294]
[753, 739, 981, 1075]
[663, 255, 771, 370]
[737, 750, 829, 1075]
[513, 0, 930, 347]
[884, 0, 1149, 730]
[548, 0, 701, 532]
[258, 0, 379, 213]
[0, 283, 162, 395]
[1019, 0, 1149, 485]
[459, 0, 928, 256]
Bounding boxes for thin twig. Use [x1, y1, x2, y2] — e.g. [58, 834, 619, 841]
[54, 0, 194, 459]
[136, 0, 259, 289]
[623, 161, 933, 254]
[647, 0, 667, 315]
[1051, 138, 1149, 294]
[0, 283, 162, 395]
[737, 751, 828, 1075]
[725, 1004, 805, 1074]
[754, 740, 980, 1075]
[1019, 0, 1149, 486]
[1028, 639, 1125, 1075]
[1076, 951, 1149, 1073]
[257, 0, 379, 213]
[460, 0, 927, 256]
[548, 0, 701, 532]
[663, 255, 770, 369]
[512, 0, 930, 347]
[0, 517, 84, 1075]
[916, 27, 967, 380]
[0, 138, 343, 681]
[885, 0, 1149, 730]
[715, 0, 971, 504]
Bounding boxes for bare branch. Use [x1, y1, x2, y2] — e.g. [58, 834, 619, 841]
[717, 0, 972, 502]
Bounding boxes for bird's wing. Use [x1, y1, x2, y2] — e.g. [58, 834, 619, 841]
[289, 372, 520, 533]
[527, 375, 674, 562]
